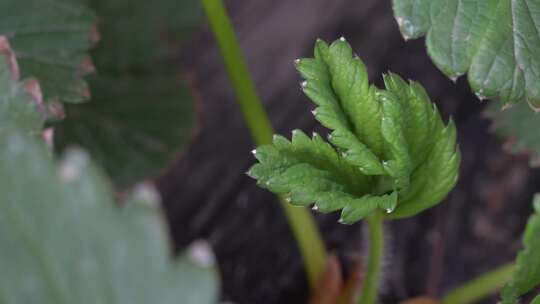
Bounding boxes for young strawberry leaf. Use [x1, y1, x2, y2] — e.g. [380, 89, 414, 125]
[393, 0, 540, 109]
[0, 0, 97, 104]
[249, 38, 460, 223]
[500, 194, 540, 304]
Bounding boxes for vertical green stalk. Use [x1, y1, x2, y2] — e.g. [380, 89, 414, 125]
[442, 263, 514, 304]
[359, 211, 384, 304]
[200, 0, 327, 289]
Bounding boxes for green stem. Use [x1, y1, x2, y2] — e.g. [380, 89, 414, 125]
[359, 211, 385, 304]
[442, 263, 514, 304]
[200, 0, 327, 289]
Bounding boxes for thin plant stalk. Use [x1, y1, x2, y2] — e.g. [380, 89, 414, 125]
[200, 0, 327, 289]
[442, 263, 514, 304]
[359, 211, 385, 304]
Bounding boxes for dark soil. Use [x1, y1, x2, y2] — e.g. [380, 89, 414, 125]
[157, 1, 540, 303]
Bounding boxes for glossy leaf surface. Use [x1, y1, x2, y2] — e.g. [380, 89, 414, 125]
[249, 39, 460, 223]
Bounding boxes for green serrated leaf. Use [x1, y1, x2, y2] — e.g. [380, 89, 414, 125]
[0, 38, 43, 134]
[393, 0, 540, 109]
[54, 0, 200, 187]
[0, 130, 218, 304]
[486, 102, 540, 166]
[0, 0, 97, 104]
[249, 38, 460, 223]
[86, 0, 202, 74]
[501, 194, 540, 304]
[54, 75, 195, 188]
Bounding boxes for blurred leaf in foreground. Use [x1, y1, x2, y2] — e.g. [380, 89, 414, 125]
[0, 131, 218, 304]
[0, 39, 218, 304]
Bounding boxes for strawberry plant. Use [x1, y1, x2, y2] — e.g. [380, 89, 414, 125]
[248, 37, 460, 303]
[202, 0, 540, 303]
[2, 0, 540, 303]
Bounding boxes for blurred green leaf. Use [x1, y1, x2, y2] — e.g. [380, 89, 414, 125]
[86, 0, 202, 73]
[55, 0, 202, 187]
[0, 37, 43, 134]
[0, 0, 97, 104]
[0, 129, 218, 304]
[54, 75, 195, 188]
[0, 39, 218, 303]
[485, 102, 540, 166]
[392, 0, 540, 109]
[501, 194, 540, 303]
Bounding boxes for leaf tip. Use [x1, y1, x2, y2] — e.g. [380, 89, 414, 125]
[187, 240, 216, 268]
[59, 148, 90, 183]
[78, 57, 96, 75]
[131, 182, 161, 208]
[89, 23, 101, 44]
[0, 35, 20, 80]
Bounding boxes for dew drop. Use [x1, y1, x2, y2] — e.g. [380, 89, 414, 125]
[312, 205, 319, 211]
[251, 149, 257, 155]
[339, 36, 346, 42]
[294, 58, 301, 65]
[301, 80, 308, 88]
[311, 109, 317, 116]
[338, 218, 345, 224]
